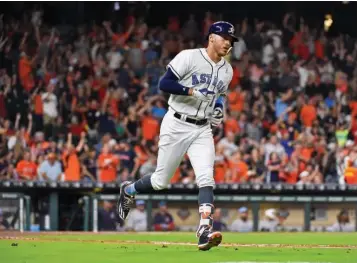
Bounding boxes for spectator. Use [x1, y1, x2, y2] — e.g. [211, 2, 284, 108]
[259, 208, 279, 232]
[97, 144, 119, 183]
[62, 132, 86, 182]
[212, 208, 227, 232]
[262, 135, 286, 165]
[266, 152, 282, 183]
[153, 201, 175, 231]
[98, 201, 119, 231]
[37, 153, 63, 182]
[16, 151, 37, 180]
[230, 206, 253, 232]
[125, 200, 147, 232]
[228, 151, 248, 183]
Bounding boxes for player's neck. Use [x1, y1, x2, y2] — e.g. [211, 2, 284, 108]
[205, 47, 221, 64]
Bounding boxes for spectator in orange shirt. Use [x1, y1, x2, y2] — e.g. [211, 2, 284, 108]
[300, 99, 317, 129]
[16, 152, 38, 180]
[228, 151, 248, 183]
[103, 20, 135, 47]
[97, 143, 119, 183]
[214, 144, 229, 183]
[140, 112, 159, 141]
[18, 52, 35, 93]
[224, 110, 240, 137]
[227, 86, 246, 117]
[62, 132, 86, 182]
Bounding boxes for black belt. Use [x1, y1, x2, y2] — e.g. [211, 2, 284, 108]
[174, 112, 208, 126]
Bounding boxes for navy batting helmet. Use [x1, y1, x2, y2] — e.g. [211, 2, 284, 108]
[207, 21, 239, 42]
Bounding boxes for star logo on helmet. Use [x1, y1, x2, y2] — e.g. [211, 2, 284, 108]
[228, 27, 234, 34]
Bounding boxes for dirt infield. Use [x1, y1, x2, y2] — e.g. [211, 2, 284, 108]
[0, 232, 357, 249]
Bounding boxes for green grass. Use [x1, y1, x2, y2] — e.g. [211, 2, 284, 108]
[1, 232, 357, 263]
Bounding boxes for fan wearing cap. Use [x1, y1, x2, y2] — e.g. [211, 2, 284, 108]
[125, 200, 147, 232]
[259, 208, 279, 232]
[230, 206, 253, 232]
[152, 201, 175, 231]
[118, 21, 238, 251]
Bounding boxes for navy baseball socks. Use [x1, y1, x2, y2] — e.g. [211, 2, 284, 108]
[196, 186, 222, 251]
[117, 175, 154, 223]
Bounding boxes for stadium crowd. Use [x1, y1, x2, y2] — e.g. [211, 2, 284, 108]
[0, 9, 356, 186]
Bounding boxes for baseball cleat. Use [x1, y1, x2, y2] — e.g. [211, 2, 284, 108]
[117, 181, 135, 224]
[197, 229, 222, 251]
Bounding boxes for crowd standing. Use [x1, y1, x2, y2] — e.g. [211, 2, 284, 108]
[0, 10, 357, 186]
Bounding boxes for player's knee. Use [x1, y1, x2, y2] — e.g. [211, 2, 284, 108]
[196, 171, 215, 188]
[150, 174, 170, 190]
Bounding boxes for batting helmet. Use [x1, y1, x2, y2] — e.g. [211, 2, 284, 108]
[207, 21, 239, 42]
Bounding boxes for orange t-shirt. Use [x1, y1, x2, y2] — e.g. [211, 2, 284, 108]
[34, 94, 43, 115]
[97, 153, 119, 182]
[134, 145, 149, 165]
[349, 101, 357, 117]
[215, 161, 228, 183]
[16, 160, 37, 180]
[315, 40, 324, 59]
[344, 158, 357, 184]
[224, 118, 240, 136]
[229, 159, 248, 182]
[141, 116, 159, 141]
[285, 170, 299, 184]
[335, 72, 348, 93]
[228, 91, 245, 112]
[109, 98, 120, 118]
[19, 57, 35, 92]
[300, 104, 317, 127]
[62, 151, 81, 181]
[112, 32, 130, 45]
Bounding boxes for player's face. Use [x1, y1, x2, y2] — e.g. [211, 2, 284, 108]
[212, 34, 233, 57]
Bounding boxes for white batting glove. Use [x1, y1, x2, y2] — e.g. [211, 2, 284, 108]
[210, 107, 223, 126]
[192, 88, 215, 102]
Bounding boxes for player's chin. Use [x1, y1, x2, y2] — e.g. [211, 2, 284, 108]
[219, 50, 228, 57]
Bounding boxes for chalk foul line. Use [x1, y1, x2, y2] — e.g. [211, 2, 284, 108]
[0, 236, 356, 250]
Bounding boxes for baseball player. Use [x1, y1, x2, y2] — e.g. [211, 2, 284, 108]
[117, 21, 237, 251]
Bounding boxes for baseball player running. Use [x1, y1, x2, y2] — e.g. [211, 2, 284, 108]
[117, 21, 237, 251]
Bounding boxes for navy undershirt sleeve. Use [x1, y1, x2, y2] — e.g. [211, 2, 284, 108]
[159, 68, 190, 96]
[215, 96, 225, 109]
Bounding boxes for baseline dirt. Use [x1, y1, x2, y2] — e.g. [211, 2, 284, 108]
[0, 232, 356, 249]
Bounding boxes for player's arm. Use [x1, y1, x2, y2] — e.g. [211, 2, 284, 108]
[159, 50, 192, 95]
[159, 67, 191, 95]
[214, 95, 226, 110]
[159, 68, 213, 102]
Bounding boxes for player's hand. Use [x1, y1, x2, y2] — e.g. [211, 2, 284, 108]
[211, 107, 223, 127]
[192, 88, 215, 102]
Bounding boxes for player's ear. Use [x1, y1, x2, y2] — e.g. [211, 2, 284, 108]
[209, 34, 214, 44]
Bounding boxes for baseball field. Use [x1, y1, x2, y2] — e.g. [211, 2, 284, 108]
[1, 232, 357, 263]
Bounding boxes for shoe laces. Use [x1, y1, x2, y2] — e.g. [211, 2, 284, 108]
[123, 195, 134, 211]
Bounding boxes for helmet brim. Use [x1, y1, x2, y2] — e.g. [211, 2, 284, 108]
[207, 32, 239, 42]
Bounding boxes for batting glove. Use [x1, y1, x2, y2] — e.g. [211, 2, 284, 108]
[192, 88, 215, 102]
[210, 107, 223, 126]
